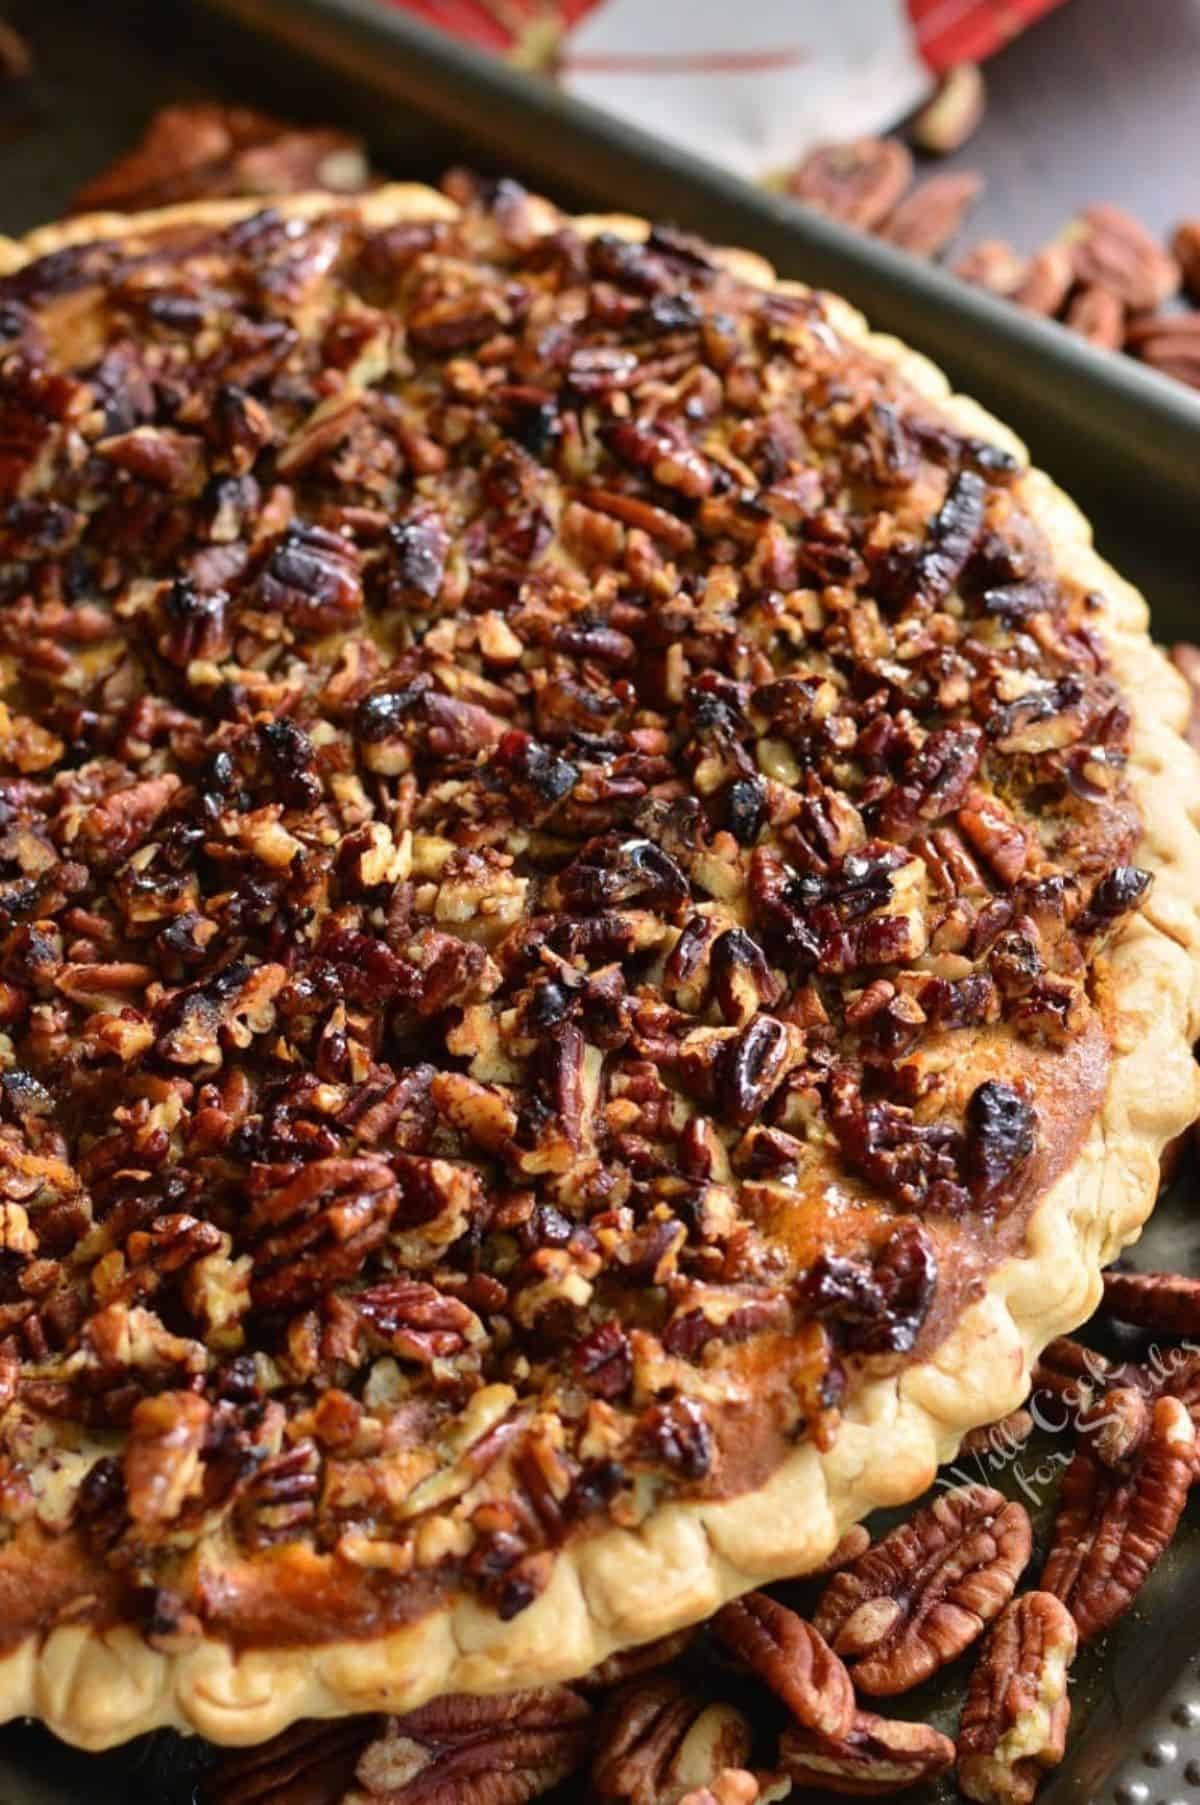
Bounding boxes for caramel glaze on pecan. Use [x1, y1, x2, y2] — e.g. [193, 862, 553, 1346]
[812, 1482, 1031, 1694]
[0, 175, 1148, 1648]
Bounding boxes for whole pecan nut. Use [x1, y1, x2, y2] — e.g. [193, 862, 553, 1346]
[1068, 203, 1180, 311]
[1042, 1393, 1195, 1641]
[785, 138, 914, 231]
[1125, 313, 1200, 390]
[592, 1676, 751, 1805]
[812, 1482, 1032, 1694]
[712, 1591, 854, 1738]
[779, 1710, 955, 1795]
[1101, 1267, 1200, 1336]
[881, 172, 983, 258]
[957, 1592, 1077, 1805]
[347, 1688, 592, 1805]
[200, 1715, 379, 1805]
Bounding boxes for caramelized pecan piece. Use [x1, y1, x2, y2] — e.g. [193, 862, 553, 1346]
[713, 1591, 854, 1739]
[813, 1483, 1031, 1694]
[592, 1675, 751, 1805]
[1043, 1393, 1194, 1640]
[347, 1689, 592, 1805]
[957, 1592, 1077, 1805]
[778, 1710, 955, 1796]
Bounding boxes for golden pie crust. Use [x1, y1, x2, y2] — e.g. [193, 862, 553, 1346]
[0, 184, 1195, 1750]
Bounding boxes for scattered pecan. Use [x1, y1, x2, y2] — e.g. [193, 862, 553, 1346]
[1011, 244, 1075, 318]
[200, 1715, 378, 1805]
[1125, 312, 1200, 389]
[957, 1593, 1077, 1805]
[1077, 1384, 1149, 1470]
[1101, 1267, 1200, 1336]
[909, 64, 986, 156]
[1067, 203, 1180, 311]
[713, 1591, 854, 1739]
[1064, 284, 1125, 350]
[811, 1525, 872, 1575]
[592, 1676, 751, 1805]
[813, 1483, 1031, 1695]
[959, 1408, 1034, 1461]
[1172, 219, 1200, 302]
[881, 172, 983, 258]
[1042, 1393, 1195, 1641]
[347, 1689, 592, 1805]
[72, 103, 371, 214]
[778, 1711, 955, 1795]
[954, 241, 1028, 298]
[785, 138, 914, 230]
[579, 1630, 698, 1694]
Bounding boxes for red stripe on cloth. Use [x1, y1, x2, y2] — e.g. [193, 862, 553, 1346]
[906, 0, 1067, 71]
[561, 46, 811, 75]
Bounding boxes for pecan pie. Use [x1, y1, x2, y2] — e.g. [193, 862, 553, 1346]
[0, 179, 1196, 1751]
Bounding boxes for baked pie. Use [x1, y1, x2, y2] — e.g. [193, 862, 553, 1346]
[0, 180, 1195, 1749]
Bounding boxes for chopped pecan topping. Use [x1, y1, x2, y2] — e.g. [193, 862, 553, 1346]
[778, 1710, 955, 1795]
[1042, 1393, 1194, 1640]
[713, 1591, 854, 1739]
[957, 1593, 1077, 1805]
[813, 1483, 1032, 1694]
[0, 180, 1146, 1649]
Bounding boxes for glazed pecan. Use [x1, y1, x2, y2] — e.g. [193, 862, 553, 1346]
[881, 172, 983, 258]
[1042, 1393, 1194, 1641]
[778, 1711, 955, 1796]
[592, 1676, 751, 1805]
[785, 138, 914, 230]
[957, 1592, 1077, 1805]
[1102, 1267, 1200, 1336]
[1068, 203, 1180, 311]
[813, 1483, 1031, 1694]
[201, 1715, 379, 1805]
[346, 1689, 592, 1805]
[713, 1591, 854, 1739]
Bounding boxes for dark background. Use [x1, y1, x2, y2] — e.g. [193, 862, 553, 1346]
[0, 0, 1197, 258]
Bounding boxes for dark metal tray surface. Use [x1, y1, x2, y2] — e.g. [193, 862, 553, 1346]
[1, 3, 1200, 1800]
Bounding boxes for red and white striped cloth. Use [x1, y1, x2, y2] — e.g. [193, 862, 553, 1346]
[384, 0, 1066, 175]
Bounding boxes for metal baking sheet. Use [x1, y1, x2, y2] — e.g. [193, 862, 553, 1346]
[1, 1, 1200, 1799]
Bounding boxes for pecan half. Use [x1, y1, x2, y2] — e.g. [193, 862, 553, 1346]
[957, 1592, 1077, 1805]
[1077, 1384, 1149, 1470]
[1125, 312, 1200, 389]
[1011, 244, 1074, 317]
[812, 1483, 1031, 1694]
[1102, 1267, 1200, 1336]
[954, 241, 1027, 299]
[778, 1711, 955, 1796]
[1064, 285, 1125, 350]
[1042, 1393, 1194, 1641]
[881, 173, 983, 258]
[785, 138, 914, 231]
[713, 1591, 854, 1739]
[579, 1629, 698, 1694]
[346, 1689, 592, 1805]
[1068, 203, 1180, 311]
[200, 1715, 379, 1805]
[592, 1676, 752, 1805]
